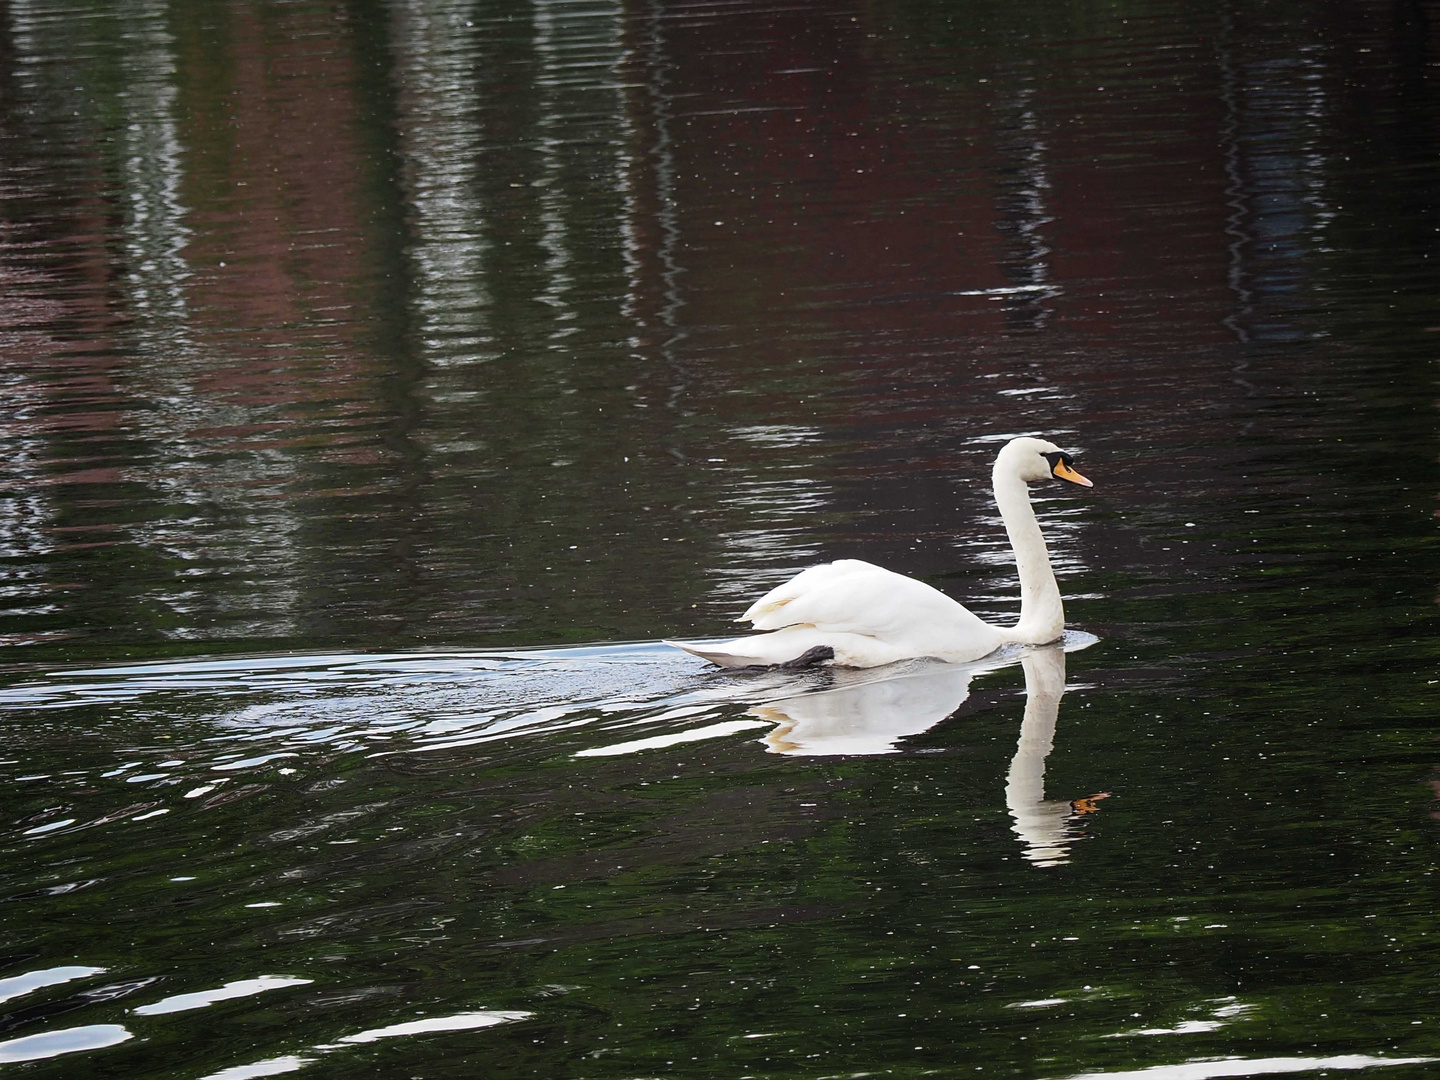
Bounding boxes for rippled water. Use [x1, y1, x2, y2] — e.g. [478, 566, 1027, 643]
[3, 0, 1440, 1076]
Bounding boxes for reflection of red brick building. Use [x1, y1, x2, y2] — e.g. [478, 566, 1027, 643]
[621, 0, 1239, 372]
[0, 0, 1431, 651]
[173, 2, 390, 414]
[611, 0, 1421, 605]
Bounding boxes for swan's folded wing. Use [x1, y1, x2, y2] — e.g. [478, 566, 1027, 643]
[744, 560, 990, 640]
[741, 560, 882, 629]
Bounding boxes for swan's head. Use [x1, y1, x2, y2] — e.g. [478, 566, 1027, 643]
[996, 437, 1093, 488]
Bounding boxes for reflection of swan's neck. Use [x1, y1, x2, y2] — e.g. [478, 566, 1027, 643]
[993, 466, 1063, 643]
[1005, 647, 1072, 866]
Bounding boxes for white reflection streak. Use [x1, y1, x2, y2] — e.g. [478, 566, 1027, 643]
[1218, 7, 1251, 345]
[114, 1, 193, 346]
[533, 0, 627, 346]
[575, 718, 770, 757]
[1053, 1054, 1435, 1080]
[390, 2, 493, 360]
[203, 1010, 531, 1079]
[324, 1010, 533, 1046]
[615, 0, 643, 333]
[66, 0, 307, 638]
[0, 966, 106, 1006]
[533, 0, 577, 339]
[637, 0, 686, 343]
[132, 975, 312, 1016]
[197, 1057, 313, 1080]
[0, 3, 177, 639]
[994, 82, 1058, 324]
[0, 1024, 133, 1064]
[0, 345, 58, 619]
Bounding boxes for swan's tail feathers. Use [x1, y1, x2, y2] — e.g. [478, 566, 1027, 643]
[663, 639, 835, 670]
[664, 639, 763, 669]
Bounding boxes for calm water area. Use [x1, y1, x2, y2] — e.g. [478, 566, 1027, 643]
[2, 0, 1440, 1077]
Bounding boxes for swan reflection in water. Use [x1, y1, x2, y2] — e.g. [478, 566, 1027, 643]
[750, 640, 1107, 867]
[1002, 646, 1109, 866]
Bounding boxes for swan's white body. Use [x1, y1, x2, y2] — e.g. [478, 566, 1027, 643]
[667, 436, 1090, 669]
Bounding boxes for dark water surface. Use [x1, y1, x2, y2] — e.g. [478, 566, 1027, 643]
[3, 0, 1440, 1076]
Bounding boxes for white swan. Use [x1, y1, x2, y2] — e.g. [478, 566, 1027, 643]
[668, 436, 1092, 668]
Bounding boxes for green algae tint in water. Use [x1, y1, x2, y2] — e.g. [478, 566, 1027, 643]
[4, 625, 1440, 1080]
[3, 0, 1440, 1077]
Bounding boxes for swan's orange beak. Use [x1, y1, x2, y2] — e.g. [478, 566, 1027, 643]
[1053, 460, 1093, 487]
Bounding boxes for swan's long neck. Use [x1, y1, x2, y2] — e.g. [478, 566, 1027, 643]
[992, 464, 1064, 644]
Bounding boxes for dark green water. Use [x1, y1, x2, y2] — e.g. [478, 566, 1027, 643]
[3, 0, 1440, 1076]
